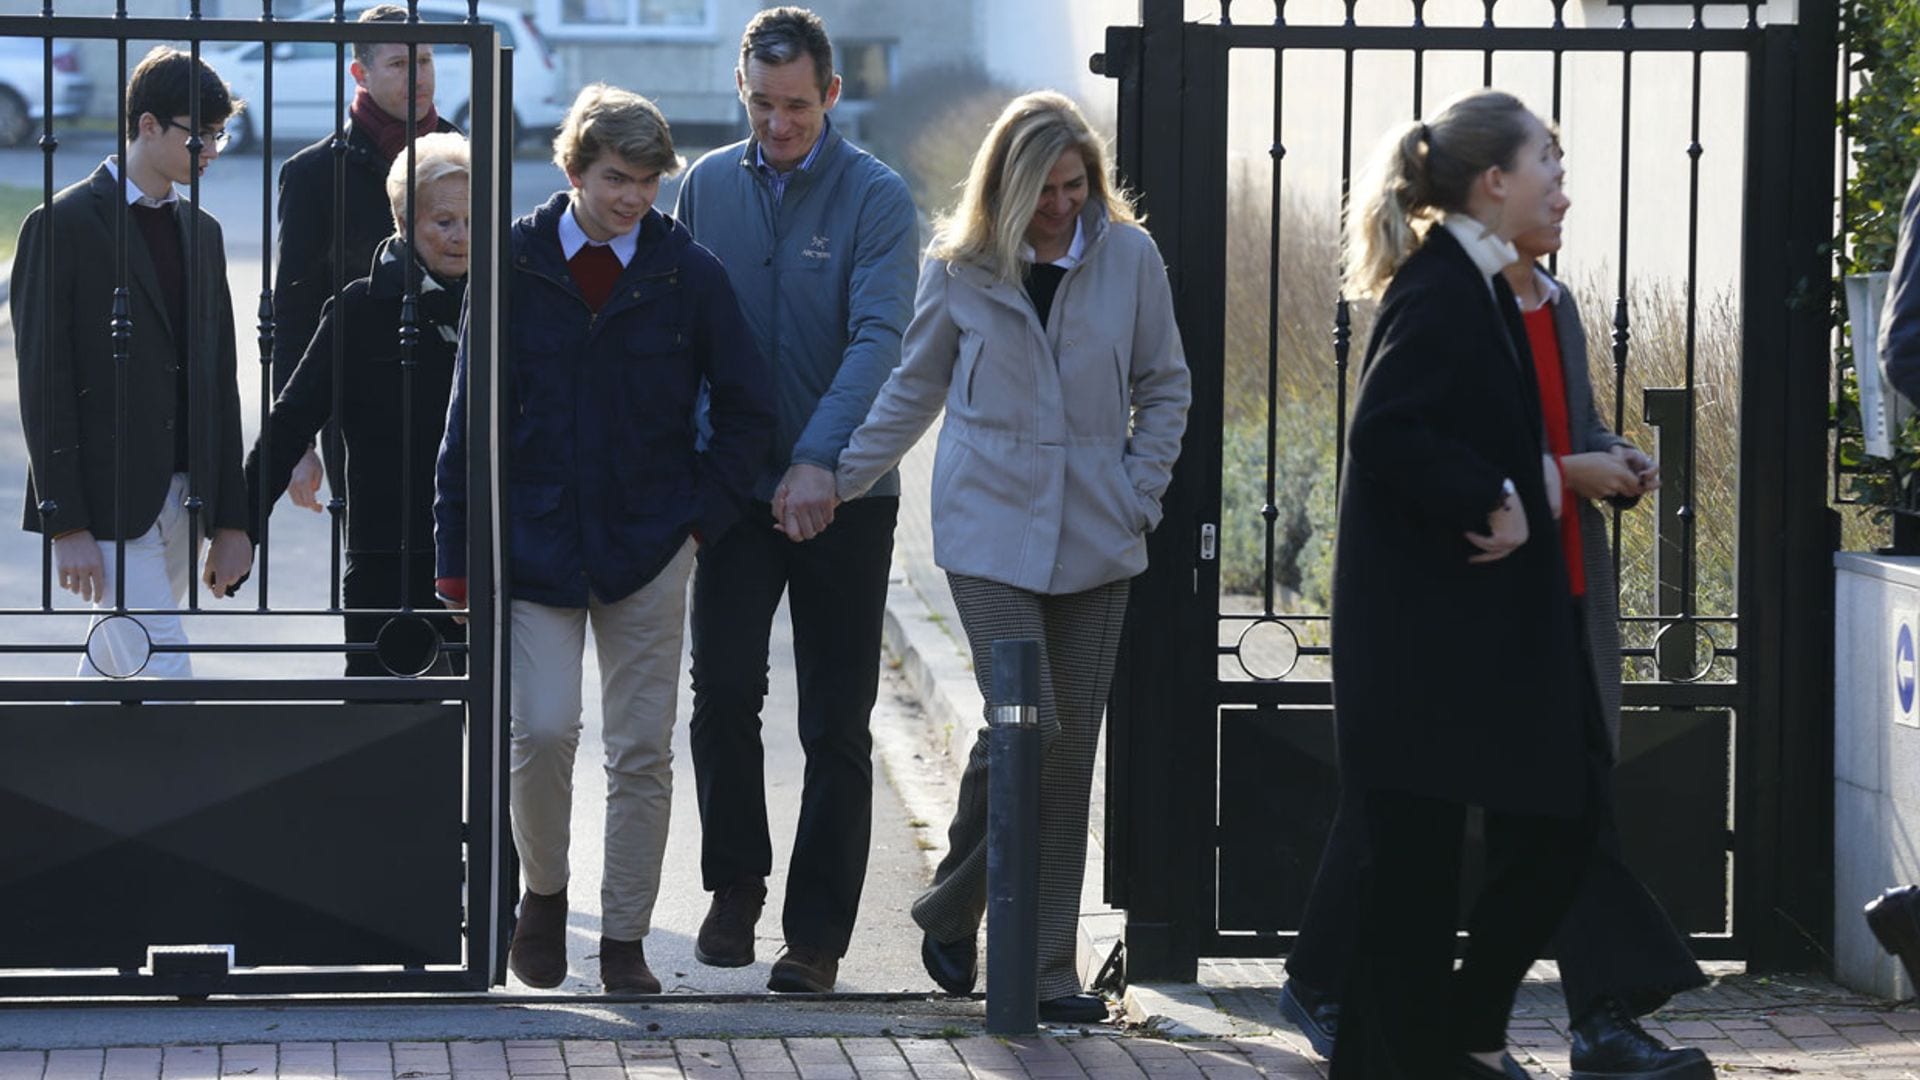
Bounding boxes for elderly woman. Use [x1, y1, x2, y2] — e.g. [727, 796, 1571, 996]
[831, 90, 1191, 1023]
[245, 131, 469, 676]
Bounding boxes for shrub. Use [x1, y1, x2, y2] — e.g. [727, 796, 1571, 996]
[1834, 0, 1920, 511]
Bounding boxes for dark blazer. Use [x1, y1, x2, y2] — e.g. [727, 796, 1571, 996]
[12, 162, 246, 541]
[1330, 226, 1593, 819]
[247, 237, 463, 555]
[271, 117, 459, 395]
[434, 194, 776, 609]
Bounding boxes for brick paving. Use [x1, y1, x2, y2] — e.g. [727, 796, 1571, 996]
[5, 983, 1920, 1080]
[1190, 956, 1920, 1076]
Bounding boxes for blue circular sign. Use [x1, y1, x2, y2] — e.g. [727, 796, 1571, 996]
[1898, 623, 1916, 715]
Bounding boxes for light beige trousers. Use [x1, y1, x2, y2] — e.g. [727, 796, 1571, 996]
[509, 539, 694, 942]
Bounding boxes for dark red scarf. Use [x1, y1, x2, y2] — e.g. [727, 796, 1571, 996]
[349, 86, 440, 163]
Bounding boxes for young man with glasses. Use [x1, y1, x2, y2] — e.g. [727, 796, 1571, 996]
[271, 3, 457, 517]
[12, 46, 253, 678]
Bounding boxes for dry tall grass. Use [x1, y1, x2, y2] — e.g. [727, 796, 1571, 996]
[1219, 168, 1744, 683]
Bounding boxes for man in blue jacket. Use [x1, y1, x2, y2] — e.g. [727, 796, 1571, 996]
[435, 84, 773, 994]
[674, 5, 919, 993]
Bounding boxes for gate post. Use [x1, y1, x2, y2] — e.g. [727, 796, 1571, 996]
[1102, 0, 1227, 983]
[1736, 2, 1841, 971]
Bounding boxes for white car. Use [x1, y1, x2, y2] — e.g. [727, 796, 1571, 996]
[0, 37, 93, 148]
[206, 0, 567, 153]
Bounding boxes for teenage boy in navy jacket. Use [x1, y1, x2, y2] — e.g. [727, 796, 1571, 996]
[434, 84, 773, 994]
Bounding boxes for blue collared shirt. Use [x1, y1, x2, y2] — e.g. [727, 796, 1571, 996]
[753, 116, 831, 207]
[558, 197, 637, 266]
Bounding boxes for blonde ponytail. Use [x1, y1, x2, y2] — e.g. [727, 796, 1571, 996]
[1341, 88, 1536, 299]
[1343, 121, 1430, 300]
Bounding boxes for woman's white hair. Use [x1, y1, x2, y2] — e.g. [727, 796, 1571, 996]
[387, 131, 470, 232]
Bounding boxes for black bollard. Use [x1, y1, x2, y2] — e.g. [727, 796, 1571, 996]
[986, 637, 1042, 1035]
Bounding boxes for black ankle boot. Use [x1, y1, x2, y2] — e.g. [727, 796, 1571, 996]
[1569, 999, 1714, 1080]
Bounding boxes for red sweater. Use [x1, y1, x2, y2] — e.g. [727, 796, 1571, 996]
[1522, 302, 1585, 597]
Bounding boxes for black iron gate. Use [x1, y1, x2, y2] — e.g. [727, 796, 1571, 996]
[0, 5, 513, 996]
[1101, 0, 1840, 979]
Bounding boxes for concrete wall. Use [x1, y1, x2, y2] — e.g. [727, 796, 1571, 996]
[1834, 553, 1920, 1000]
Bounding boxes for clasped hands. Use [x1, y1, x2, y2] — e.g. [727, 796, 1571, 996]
[771, 462, 841, 542]
[1465, 444, 1658, 565]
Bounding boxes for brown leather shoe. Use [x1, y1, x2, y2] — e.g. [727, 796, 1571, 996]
[694, 880, 767, 968]
[508, 888, 568, 988]
[767, 942, 839, 993]
[599, 936, 661, 993]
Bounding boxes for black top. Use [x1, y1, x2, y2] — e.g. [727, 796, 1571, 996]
[129, 201, 191, 470]
[1024, 262, 1068, 328]
[246, 238, 465, 554]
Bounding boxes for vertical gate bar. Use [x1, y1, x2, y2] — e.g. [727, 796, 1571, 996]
[1331, 0, 1356, 492]
[256, 0, 275, 609]
[492, 34, 516, 985]
[185, 0, 206, 613]
[111, 0, 130, 613]
[1481, 0, 1495, 85]
[1411, 0, 1425, 115]
[1547, 0, 1564, 280]
[37, 2, 57, 612]
[1186, 22, 1229, 967]
[1098, 15, 1142, 914]
[327, 0, 347, 610]
[398, 0, 420, 617]
[1609, 36, 1635, 593]
[462, 26, 506, 987]
[1832, 22, 1852, 504]
[1260, 42, 1284, 618]
[1679, 2, 1706, 650]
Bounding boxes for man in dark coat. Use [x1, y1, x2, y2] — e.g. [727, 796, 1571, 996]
[271, 2, 457, 511]
[12, 46, 254, 678]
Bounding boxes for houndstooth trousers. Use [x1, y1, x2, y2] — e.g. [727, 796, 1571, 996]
[910, 572, 1131, 1001]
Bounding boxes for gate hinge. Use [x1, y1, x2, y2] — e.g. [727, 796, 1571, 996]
[1199, 523, 1217, 561]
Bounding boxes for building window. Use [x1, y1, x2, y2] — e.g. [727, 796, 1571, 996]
[838, 40, 893, 102]
[548, 0, 710, 35]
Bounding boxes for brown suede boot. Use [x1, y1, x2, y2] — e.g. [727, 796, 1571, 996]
[599, 936, 661, 993]
[508, 888, 569, 988]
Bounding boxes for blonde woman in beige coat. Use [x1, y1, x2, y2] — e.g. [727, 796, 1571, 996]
[831, 91, 1190, 1022]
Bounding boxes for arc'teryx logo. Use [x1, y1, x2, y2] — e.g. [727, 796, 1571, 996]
[803, 234, 832, 260]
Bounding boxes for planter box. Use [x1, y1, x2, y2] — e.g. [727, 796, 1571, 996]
[1834, 553, 1920, 998]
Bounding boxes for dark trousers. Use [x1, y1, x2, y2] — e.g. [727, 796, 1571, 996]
[1290, 790, 1706, 1024]
[687, 495, 898, 956]
[341, 550, 467, 677]
[1329, 790, 1596, 1078]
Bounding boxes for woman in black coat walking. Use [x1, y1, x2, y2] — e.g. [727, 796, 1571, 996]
[246, 132, 470, 676]
[1328, 90, 1602, 1078]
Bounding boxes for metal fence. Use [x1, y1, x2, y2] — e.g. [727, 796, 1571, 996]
[0, 2, 513, 995]
[1100, 0, 1840, 979]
